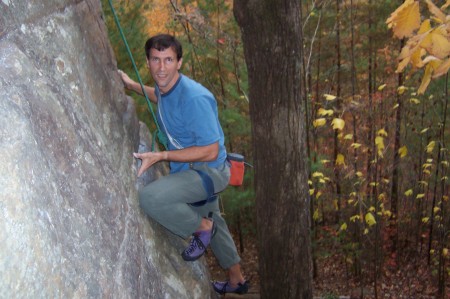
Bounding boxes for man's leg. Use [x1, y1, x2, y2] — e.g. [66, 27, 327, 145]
[197, 201, 248, 294]
[139, 169, 207, 238]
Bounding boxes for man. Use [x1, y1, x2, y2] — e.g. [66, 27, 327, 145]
[119, 34, 248, 295]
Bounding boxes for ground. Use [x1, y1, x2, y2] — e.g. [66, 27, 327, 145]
[206, 228, 448, 298]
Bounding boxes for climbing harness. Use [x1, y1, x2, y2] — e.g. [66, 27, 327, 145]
[107, 0, 168, 151]
[189, 168, 219, 207]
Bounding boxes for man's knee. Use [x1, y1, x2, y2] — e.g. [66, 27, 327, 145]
[139, 187, 158, 216]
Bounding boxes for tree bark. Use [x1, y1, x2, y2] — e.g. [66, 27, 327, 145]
[233, 1, 313, 298]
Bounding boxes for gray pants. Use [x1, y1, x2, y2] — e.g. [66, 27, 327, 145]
[139, 162, 241, 269]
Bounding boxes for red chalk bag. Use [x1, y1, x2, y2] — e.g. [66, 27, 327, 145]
[227, 153, 245, 186]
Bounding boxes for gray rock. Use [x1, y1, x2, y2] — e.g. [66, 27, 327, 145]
[0, 0, 216, 298]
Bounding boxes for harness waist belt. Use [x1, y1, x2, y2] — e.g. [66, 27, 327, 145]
[190, 169, 218, 207]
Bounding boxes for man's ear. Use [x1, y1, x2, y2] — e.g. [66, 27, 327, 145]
[146, 58, 150, 69]
[177, 58, 183, 70]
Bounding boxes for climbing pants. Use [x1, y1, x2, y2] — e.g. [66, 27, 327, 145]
[139, 162, 241, 269]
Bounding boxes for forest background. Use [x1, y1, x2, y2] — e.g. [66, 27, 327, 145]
[101, 0, 450, 298]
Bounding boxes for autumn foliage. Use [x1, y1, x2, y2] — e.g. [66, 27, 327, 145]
[387, 0, 450, 93]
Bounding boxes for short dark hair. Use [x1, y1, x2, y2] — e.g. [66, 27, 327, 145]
[144, 34, 183, 61]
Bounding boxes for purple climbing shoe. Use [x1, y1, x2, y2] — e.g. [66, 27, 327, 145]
[212, 280, 249, 295]
[181, 220, 216, 261]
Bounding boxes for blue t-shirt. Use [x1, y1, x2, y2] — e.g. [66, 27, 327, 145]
[156, 74, 227, 173]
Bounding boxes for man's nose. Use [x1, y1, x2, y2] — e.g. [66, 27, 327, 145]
[159, 60, 166, 70]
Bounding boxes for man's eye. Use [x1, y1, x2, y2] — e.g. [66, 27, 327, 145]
[166, 58, 174, 63]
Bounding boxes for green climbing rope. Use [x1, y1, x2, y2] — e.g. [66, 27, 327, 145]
[107, 0, 168, 151]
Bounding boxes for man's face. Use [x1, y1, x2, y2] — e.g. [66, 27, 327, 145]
[147, 47, 182, 94]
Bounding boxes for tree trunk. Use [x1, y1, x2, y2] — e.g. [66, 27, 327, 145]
[233, 1, 313, 298]
[390, 38, 405, 257]
[333, 0, 342, 224]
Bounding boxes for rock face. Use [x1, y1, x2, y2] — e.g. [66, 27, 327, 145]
[0, 1, 215, 298]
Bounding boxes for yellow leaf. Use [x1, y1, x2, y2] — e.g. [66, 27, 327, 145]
[348, 199, 354, 205]
[333, 199, 339, 210]
[425, 29, 450, 59]
[377, 128, 388, 136]
[417, 193, 425, 199]
[397, 50, 412, 73]
[393, 103, 399, 109]
[384, 210, 392, 218]
[418, 19, 432, 34]
[336, 154, 345, 166]
[423, 163, 432, 169]
[397, 85, 407, 95]
[368, 206, 376, 212]
[351, 143, 362, 149]
[405, 189, 413, 196]
[386, 0, 421, 39]
[313, 209, 319, 221]
[340, 222, 348, 231]
[397, 20, 431, 72]
[318, 108, 334, 116]
[434, 207, 440, 213]
[365, 212, 376, 226]
[418, 62, 439, 94]
[344, 134, 353, 140]
[430, 249, 435, 255]
[312, 172, 324, 178]
[364, 228, 369, 235]
[399, 146, 408, 158]
[309, 188, 315, 195]
[421, 128, 429, 134]
[378, 84, 387, 91]
[313, 118, 327, 127]
[443, 195, 449, 201]
[442, 0, 450, 10]
[410, 98, 421, 104]
[308, 180, 312, 185]
[319, 178, 325, 184]
[410, 47, 426, 69]
[418, 65, 432, 95]
[332, 118, 345, 130]
[320, 159, 331, 164]
[350, 215, 360, 222]
[426, 141, 435, 153]
[316, 191, 322, 199]
[433, 58, 450, 78]
[443, 248, 448, 257]
[356, 171, 363, 177]
[422, 217, 429, 223]
[425, 0, 447, 23]
[324, 94, 337, 101]
[375, 136, 385, 156]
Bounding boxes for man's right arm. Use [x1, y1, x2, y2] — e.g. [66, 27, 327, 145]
[118, 70, 157, 103]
